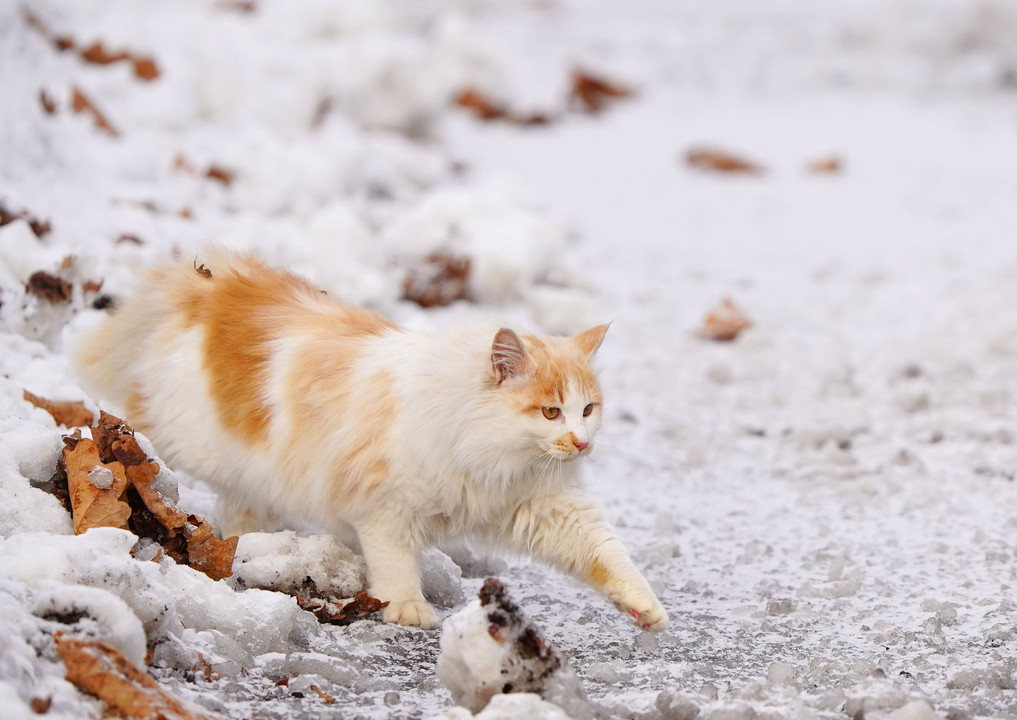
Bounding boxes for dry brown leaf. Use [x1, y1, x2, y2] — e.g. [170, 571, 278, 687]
[309, 684, 337, 704]
[454, 89, 509, 122]
[402, 253, 472, 308]
[56, 634, 222, 720]
[92, 410, 132, 464]
[807, 156, 843, 175]
[30, 697, 52, 713]
[204, 165, 234, 186]
[63, 438, 132, 534]
[0, 202, 52, 238]
[26, 271, 72, 303]
[296, 592, 388, 625]
[183, 519, 239, 581]
[79, 41, 129, 65]
[569, 69, 633, 114]
[685, 147, 764, 175]
[698, 297, 752, 342]
[71, 86, 120, 137]
[39, 90, 57, 115]
[23, 390, 94, 428]
[82, 411, 239, 579]
[193, 260, 213, 279]
[453, 89, 552, 126]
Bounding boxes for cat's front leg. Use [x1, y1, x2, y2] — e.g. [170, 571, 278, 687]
[508, 493, 668, 631]
[356, 520, 438, 629]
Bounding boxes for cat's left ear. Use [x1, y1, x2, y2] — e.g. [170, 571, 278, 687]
[574, 323, 610, 358]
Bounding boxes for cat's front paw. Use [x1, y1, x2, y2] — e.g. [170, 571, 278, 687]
[382, 599, 439, 630]
[621, 593, 668, 632]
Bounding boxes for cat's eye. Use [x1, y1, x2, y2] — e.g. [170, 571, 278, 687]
[583, 403, 595, 417]
[542, 407, 560, 420]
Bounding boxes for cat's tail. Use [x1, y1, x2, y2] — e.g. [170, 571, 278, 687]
[74, 247, 237, 412]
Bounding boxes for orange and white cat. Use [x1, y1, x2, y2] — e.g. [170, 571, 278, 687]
[75, 249, 667, 631]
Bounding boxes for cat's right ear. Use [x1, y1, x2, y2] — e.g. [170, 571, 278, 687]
[492, 328, 528, 385]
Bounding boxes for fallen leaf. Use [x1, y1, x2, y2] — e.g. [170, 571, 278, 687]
[79, 41, 129, 65]
[204, 165, 234, 186]
[0, 202, 52, 238]
[92, 410, 132, 464]
[698, 297, 752, 342]
[62, 437, 131, 534]
[55, 634, 223, 720]
[30, 697, 52, 713]
[686, 147, 764, 175]
[309, 684, 337, 704]
[454, 89, 509, 122]
[39, 90, 57, 115]
[71, 86, 119, 137]
[23, 390, 94, 428]
[807, 156, 843, 175]
[26, 271, 72, 303]
[182, 518, 239, 581]
[295, 592, 388, 625]
[82, 410, 237, 577]
[132, 57, 159, 81]
[569, 69, 632, 113]
[402, 253, 472, 308]
[453, 89, 552, 126]
[193, 260, 213, 279]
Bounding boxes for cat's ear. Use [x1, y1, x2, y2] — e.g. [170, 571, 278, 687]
[574, 323, 610, 358]
[492, 328, 528, 385]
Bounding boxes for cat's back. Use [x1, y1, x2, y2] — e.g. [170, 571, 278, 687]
[75, 248, 397, 437]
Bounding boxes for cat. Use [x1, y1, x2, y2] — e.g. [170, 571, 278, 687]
[75, 248, 667, 631]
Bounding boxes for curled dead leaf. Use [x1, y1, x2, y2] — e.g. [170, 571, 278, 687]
[685, 147, 764, 175]
[807, 156, 843, 175]
[55, 634, 223, 720]
[63, 411, 238, 579]
[569, 69, 633, 114]
[71, 86, 119, 137]
[23, 390, 94, 428]
[452, 89, 552, 126]
[698, 297, 752, 342]
[402, 253, 472, 308]
[0, 202, 52, 238]
[295, 592, 388, 625]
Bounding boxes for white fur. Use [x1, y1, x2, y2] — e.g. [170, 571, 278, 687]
[75, 252, 667, 630]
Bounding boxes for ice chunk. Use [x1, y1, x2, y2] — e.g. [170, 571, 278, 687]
[889, 700, 940, 720]
[229, 531, 366, 599]
[32, 582, 147, 668]
[655, 689, 701, 720]
[420, 547, 465, 608]
[437, 578, 591, 718]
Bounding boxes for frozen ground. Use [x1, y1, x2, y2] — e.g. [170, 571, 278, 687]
[3, 0, 1017, 718]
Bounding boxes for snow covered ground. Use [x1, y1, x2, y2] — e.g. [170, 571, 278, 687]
[3, 0, 1017, 718]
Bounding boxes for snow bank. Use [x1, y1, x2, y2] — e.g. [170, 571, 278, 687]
[437, 578, 591, 718]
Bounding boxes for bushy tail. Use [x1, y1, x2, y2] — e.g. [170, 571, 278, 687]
[74, 247, 240, 410]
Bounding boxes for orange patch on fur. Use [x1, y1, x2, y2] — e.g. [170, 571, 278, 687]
[521, 335, 602, 408]
[167, 250, 397, 446]
[588, 558, 611, 588]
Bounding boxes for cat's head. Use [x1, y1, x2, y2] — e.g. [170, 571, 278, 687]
[490, 324, 609, 462]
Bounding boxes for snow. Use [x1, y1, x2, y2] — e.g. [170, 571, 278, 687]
[4, 0, 1017, 718]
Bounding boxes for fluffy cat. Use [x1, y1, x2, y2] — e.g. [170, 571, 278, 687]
[75, 249, 667, 631]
